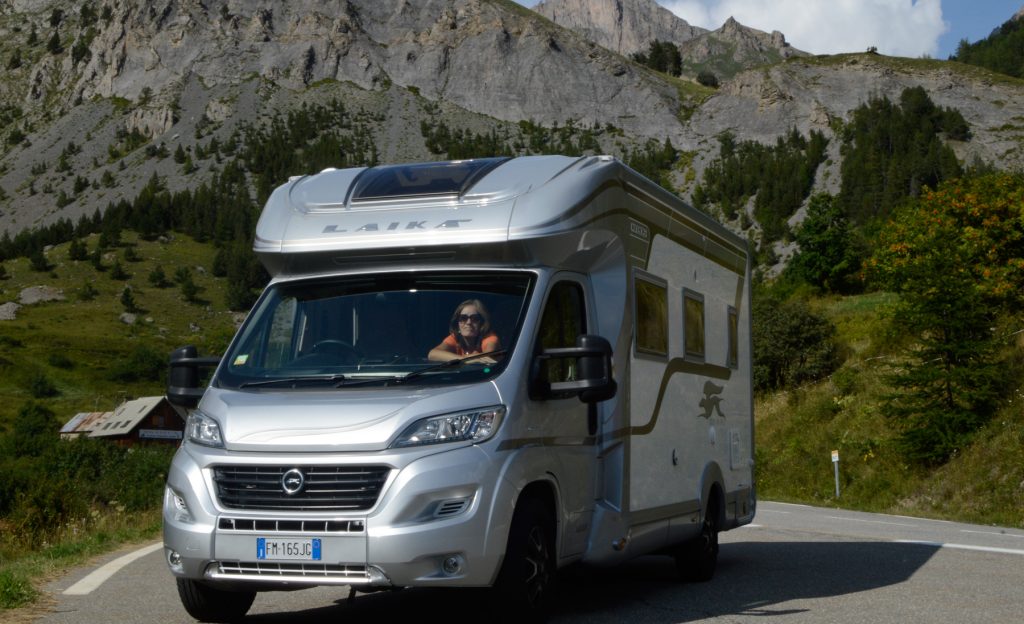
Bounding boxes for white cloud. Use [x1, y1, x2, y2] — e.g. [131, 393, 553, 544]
[661, 0, 949, 58]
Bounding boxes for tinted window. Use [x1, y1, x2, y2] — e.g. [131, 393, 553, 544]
[350, 158, 510, 201]
[217, 272, 533, 390]
[635, 272, 668, 357]
[537, 281, 587, 384]
[684, 290, 705, 361]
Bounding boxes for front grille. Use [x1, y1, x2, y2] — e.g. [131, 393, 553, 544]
[218, 518, 365, 533]
[213, 465, 390, 511]
[217, 561, 368, 581]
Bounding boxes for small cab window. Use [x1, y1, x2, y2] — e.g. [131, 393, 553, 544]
[536, 281, 587, 385]
[683, 289, 705, 361]
[634, 272, 668, 358]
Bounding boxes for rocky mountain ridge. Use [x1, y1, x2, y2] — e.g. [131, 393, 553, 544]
[536, 0, 806, 80]
[0, 0, 1023, 243]
[534, 0, 706, 55]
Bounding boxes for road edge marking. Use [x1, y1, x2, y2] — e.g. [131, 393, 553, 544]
[63, 542, 164, 596]
[896, 540, 1024, 557]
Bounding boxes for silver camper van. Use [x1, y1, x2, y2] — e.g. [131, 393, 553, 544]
[163, 155, 754, 621]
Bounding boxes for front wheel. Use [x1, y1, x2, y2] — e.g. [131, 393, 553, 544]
[493, 497, 556, 619]
[176, 578, 256, 623]
[675, 502, 719, 582]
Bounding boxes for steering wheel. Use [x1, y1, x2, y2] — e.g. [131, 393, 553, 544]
[310, 340, 360, 363]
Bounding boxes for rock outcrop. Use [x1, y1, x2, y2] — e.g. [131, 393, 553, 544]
[534, 0, 706, 55]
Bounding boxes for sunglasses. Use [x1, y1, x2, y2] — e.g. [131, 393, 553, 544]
[457, 313, 484, 324]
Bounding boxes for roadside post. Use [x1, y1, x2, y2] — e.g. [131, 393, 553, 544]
[831, 449, 840, 498]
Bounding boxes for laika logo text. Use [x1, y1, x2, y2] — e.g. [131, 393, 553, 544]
[323, 219, 472, 234]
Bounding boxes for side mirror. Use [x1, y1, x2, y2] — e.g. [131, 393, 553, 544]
[167, 345, 221, 409]
[530, 334, 617, 404]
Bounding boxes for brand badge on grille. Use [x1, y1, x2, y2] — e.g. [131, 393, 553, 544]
[281, 468, 305, 495]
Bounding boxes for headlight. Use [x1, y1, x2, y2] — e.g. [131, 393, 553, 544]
[185, 410, 224, 448]
[391, 406, 506, 448]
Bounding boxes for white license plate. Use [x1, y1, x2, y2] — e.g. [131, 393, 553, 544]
[256, 537, 322, 561]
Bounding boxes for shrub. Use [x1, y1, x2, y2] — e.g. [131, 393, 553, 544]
[753, 294, 843, 392]
[0, 570, 37, 609]
[696, 71, 719, 88]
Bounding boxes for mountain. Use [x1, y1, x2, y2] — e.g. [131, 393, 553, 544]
[534, 0, 706, 56]
[0, 0, 689, 234]
[1, 0, 1024, 245]
[536, 0, 806, 80]
[679, 16, 808, 80]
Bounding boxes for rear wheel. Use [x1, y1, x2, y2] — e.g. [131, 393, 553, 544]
[676, 500, 720, 582]
[176, 578, 256, 623]
[493, 497, 556, 619]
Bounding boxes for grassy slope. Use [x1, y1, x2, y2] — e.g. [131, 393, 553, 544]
[0, 232, 239, 429]
[755, 292, 1024, 528]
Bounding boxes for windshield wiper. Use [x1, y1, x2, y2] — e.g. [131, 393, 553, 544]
[240, 374, 347, 388]
[394, 349, 507, 384]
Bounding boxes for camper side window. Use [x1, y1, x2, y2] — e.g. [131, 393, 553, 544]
[727, 306, 739, 369]
[683, 289, 705, 361]
[634, 272, 668, 358]
[537, 281, 587, 384]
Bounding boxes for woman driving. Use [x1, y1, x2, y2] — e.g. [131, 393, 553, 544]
[428, 299, 502, 364]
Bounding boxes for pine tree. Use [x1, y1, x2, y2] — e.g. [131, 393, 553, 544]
[120, 286, 139, 312]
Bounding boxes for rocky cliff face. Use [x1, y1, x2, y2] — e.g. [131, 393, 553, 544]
[13, 0, 681, 134]
[534, 0, 705, 55]
[679, 17, 808, 79]
[0, 0, 688, 233]
[537, 0, 805, 79]
[0, 0, 1023, 240]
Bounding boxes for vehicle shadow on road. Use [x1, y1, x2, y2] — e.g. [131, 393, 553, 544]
[243, 540, 940, 623]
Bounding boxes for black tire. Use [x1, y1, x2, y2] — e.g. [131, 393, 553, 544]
[676, 500, 720, 583]
[176, 578, 256, 623]
[493, 497, 556, 620]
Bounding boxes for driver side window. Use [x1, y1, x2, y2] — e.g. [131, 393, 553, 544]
[537, 281, 587, 384]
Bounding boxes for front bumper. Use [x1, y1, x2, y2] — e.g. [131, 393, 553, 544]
[163, 442, 511, 589]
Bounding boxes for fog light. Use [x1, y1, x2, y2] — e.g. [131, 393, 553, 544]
[441, 555, 463, 576]
[168, 549, 182, 569]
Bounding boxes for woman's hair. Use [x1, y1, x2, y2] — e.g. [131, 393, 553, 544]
[448, 298, 492, 347]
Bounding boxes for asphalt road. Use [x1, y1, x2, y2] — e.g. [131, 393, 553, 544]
[34, 501, 1024, 623]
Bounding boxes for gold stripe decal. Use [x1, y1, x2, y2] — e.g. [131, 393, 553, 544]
[604, 358, 732, 442]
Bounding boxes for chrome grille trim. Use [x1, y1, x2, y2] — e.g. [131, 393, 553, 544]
[212, 465, 390, 512]
[217, 517, 365, 533]
[211, 561, 370, 585]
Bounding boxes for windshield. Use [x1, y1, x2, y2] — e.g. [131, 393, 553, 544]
[216, 271, 534, 390]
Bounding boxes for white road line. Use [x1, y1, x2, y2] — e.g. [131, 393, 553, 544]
[961, 529, 1024, 539]
[825, 515, 916, 527]
[63, 542, 163, 596]
[896, 540, 1024, 557]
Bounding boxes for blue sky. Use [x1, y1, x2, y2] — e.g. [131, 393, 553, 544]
[514, 1, 1022, 59]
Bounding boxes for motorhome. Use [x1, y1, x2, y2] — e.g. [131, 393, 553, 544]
[163, 155, 755, 621]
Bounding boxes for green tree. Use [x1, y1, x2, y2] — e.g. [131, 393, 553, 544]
[6, 49, 22, 70]
[28, 247, 50, 272]
[46, 31, 62, 55]
[109, 258, 127, 280]
[180, 273, 202, 303]
[752, 293, 843, 392]
[867, 173, 1024, 464]
[148, 265, 169, 287]
[120, 285, 139, 312]
[5, 402, 57, 458]
[68, 237, 88, 261]
[784, 194, 862, 293]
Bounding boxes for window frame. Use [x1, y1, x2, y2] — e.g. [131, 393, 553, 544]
[727, 305, 739, 369]
[633, 269, 669, 360]
[683, 288, 706, 362]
